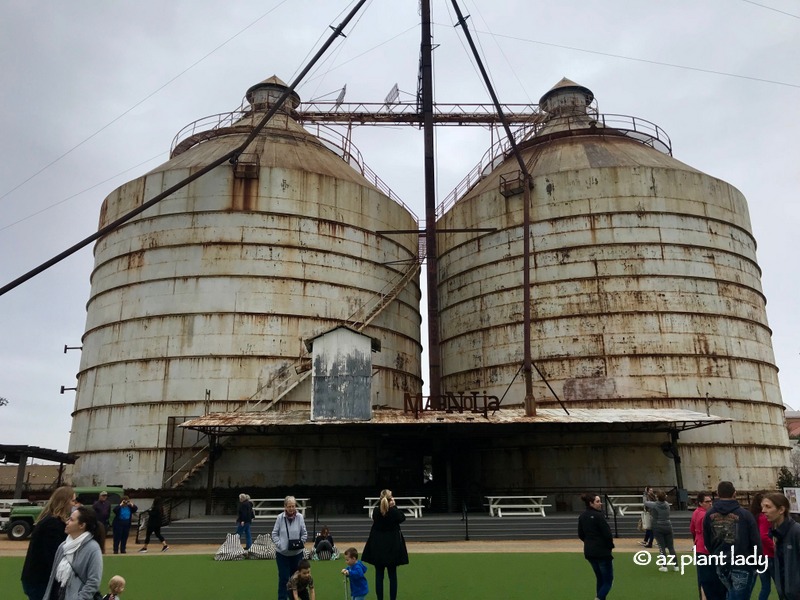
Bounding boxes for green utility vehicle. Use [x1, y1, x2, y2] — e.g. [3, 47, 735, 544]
[1, 486, 124, 540]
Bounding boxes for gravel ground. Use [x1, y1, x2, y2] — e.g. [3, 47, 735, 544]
[0, 537, 692, 557]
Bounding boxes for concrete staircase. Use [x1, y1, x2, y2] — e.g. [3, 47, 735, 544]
[149, 511, 693, 545]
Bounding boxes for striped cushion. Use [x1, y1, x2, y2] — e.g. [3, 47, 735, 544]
[214, 533, 246, 561]
[248, 534, 277, 560]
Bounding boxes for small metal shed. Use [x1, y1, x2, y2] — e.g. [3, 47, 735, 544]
[304, 326, 381, 421]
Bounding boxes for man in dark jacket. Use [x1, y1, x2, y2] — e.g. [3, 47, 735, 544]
[703, 481, 762, 600]
[92, 491, 111, 532]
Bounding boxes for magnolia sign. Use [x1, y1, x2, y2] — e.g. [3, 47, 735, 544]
[403, 392, 500, 418]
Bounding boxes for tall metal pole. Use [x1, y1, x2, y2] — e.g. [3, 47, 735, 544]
[421, 0, 442, 406]
[450, 1, 534, 414]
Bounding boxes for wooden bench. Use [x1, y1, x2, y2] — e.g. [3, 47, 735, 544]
[606, 494, 643, 516]
[486, 495, 552, 517]
[250, 497, 311, 519]
[364, 496, 425, 518]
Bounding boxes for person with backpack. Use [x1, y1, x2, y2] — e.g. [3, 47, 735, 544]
[703, 481, 762, 600]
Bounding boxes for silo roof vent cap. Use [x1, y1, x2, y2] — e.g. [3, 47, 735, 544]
[539, 77, 594, 117]
[246, 75, 301, 111]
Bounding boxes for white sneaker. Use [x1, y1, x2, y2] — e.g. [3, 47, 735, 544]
[658, 566, 668, 572]
[673, 566, 679, 572]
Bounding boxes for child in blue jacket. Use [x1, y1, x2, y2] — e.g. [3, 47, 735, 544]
[341, 547, 369, 600]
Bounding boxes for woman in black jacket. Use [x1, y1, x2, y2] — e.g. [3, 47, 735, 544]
[362, 489, 409, 600]
[138, 496, 169, 553]
[578, 492, 614, 600]
[236, 493, 254, 550]
[20, 486, 75, 600]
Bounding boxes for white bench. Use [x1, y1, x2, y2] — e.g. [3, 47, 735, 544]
[250, 497, 311, 519]
[364, 496, 425, 518]
[486, 495, 552, 517]
[606, 495, 643, 516]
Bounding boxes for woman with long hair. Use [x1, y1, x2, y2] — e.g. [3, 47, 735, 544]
[639, 486, 656, 548]
[270, 495, 308, 600]
[578, 493, 614, 600]
[138, 496, 169, 553]
[362, 489, 409, 600]
[761, 492, 800, 600]
[43, 505, 105, 600]
[749, 493, 774, 600]
[20, 486, 75, 600]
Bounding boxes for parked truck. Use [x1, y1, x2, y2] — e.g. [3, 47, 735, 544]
[1, 486, 124, 540]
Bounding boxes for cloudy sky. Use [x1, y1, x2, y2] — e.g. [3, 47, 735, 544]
[1, 0, 797, 455]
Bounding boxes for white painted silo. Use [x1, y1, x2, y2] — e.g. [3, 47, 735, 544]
[69, 76, 421, 489]
[436, 78, 790, 491]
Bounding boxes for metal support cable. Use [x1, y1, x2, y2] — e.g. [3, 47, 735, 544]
[450, 0, 569, 416]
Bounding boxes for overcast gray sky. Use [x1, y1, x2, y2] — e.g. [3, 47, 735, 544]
[1, 0, 798, 454]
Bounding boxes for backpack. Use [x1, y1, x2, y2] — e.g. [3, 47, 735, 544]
[706, 511, 739, 554]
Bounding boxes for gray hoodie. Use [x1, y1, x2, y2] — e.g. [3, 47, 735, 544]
[644, 500, 673, 533]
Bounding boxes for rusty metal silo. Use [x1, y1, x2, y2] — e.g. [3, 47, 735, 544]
[436, 78, 789, 491]
[69, 77, 421, 489]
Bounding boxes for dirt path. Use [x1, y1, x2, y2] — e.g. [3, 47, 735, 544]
[0, 537, 691, 557]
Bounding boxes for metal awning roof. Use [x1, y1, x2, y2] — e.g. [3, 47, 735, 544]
[0, 444, 78, 464]
[180, 407, 729, 437]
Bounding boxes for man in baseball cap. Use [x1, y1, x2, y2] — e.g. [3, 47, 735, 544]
[93, 491, 112, 532]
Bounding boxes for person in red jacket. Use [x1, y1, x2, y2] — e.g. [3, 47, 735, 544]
[750, 493, 775, 600]
[691, 492, 726, 600]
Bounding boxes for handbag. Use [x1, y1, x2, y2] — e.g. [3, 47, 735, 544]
[637, 516, 644, 532]
[70, 564, 104, 600]
[284, 518, 304, 551]
[641, 509, 653, 530]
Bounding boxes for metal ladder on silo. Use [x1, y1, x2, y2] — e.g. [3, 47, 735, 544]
[249, 249, 423, 413]
[165, 246, 424, 489]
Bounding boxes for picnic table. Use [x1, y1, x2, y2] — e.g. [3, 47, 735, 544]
[486, 495, 551, 517]
[363, 496, 426, 518]
[606, 494, 643, 516]
[250, 497, 311, 519]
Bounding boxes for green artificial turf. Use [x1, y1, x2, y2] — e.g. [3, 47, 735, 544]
[1, 552, 778, 600]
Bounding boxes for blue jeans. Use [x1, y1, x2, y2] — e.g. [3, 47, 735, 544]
[717, 567, 757, 600]
[587, 558, 614, 600]
[237, 521, 252, 548]
[276, 552, 303, 600]
[112, 520, 132, 553]
[756, 558, 772, 600]
[698, 562, 728, 600]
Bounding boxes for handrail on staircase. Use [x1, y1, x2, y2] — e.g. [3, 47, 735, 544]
[603, 494, 620, 538]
